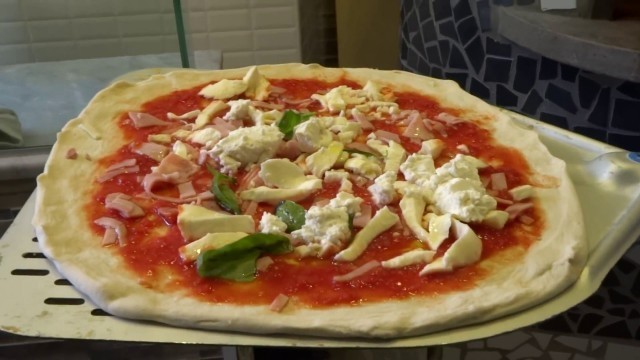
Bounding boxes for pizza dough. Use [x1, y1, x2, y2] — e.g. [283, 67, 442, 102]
[33, 64, 587, 338]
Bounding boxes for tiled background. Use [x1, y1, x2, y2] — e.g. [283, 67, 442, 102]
[400, 0, 640, 152]
[0, 0, 302, 69]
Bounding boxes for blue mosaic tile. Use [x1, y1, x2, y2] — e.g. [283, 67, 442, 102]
[464, 35, 485, 73]
[540, 112, 569, 129]
[485, 37, 512, 58]
[578, 313, 604, 333]
[439, 39, 451, 67]
[513, 56, 537, 94]
[421, 19, 438, 42]
[407, 45, 421, 71]
[539, 56, 558, 80]
[448, 44, 468, 70]
[401, 40, 408, 60]
[456, 16, 480, 46]
[410, 30, 426, 56]
[453, 0, 473, 23]
[406, 6, 420, 34]
[416, 0, 432, 20]
[521, 89, 543, 116]
[417, 56, 431, 75]
[587, 88, 610, 127]
[545, 83, 578, 114]
[609, 289, 636, 305]
[476, 0, 492, 31]
[578, 75, 600, 109]
[484, 57, 512, 83]
[617, 81, 640, 100]
[595, 320, 633, 339]
[431, 66, 444, 79]
[496, 84, 518, 107]
[560, 63, 579, 82]
[426, 44, 443, 67]
[538, 316, 573, 333]
[574, 126, 607, 142]
[611, 99, 640, 132]
[470, 77, 491, 100]
[445, 71, 469, 88]
[438, 20, 459, 42]
[433, 0, 453, 21]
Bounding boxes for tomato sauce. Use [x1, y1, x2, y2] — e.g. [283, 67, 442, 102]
[87, 77, 543, 307]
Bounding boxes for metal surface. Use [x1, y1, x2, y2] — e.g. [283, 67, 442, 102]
[0, 114, 639, 348]
[0, 146, 50, 181]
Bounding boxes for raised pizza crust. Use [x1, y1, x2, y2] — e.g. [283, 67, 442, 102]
[33, 63, 587, 338]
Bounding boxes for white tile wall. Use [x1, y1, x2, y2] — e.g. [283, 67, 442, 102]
[0, 0, 301, 68]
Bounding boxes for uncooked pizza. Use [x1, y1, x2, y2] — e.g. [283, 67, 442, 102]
[33, 64, 587, 338]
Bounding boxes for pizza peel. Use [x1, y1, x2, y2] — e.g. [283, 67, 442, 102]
[0, 110, 639, 348]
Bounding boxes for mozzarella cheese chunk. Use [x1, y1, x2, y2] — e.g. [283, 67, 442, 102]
[321, 116, 362, 144]
[259, 158, 309, 189]
[335, 206, 399, 262]
[291, 205, 351, 253]
[210, 125, 284, 174]
[259, 213, 287, 235]
[293, 117, 333, 152]
[242, 66, 270, 100]
[400, 154, 436, 184]
[509, 184, 535, 201]
[311, 86, 366, 113]
[172, 140, 191, 160]
[381, 249, 435, 269]
[398, 188, 430, 244]
[177, 205, 255, 241]
[324, 170, 353, 193]
[433, 178, 497, 223]
[368, 171, 397, 207]
[167, 109, 200, 120]
[420, 220, 482, 275]
[306, 141, 344, 178]
[188, 128, 221, 149]
[223, 99, 252, 121]
[363, 80, 385, 101]
[249, 108, 282, 126]
[194, 100, 228, 129]
[384, 141, 407, 173]
[344, 153, 383, 180]
[179, 232, 248, 262]
[426, 213, 452, 250]
[240, 179, 322, 204]
[482, 210, 509, 229]
[148, 133, 172, 144]
[199, 79, 247, 100]
[429, 154, 486, 189]
[418, 139, 445, 158]
[328, 191, 363, 215]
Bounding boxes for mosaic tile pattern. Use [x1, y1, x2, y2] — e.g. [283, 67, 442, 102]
[400, 0, 640, 152]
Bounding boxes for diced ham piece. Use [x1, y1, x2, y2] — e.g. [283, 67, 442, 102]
[256, 256, 274, 272]
[105, 159, 137, 173]
[269, 294, 290, 313]
[155, 153, 199, 180]
[251, 101, 284, 110]
[66, 148, 78, 159]
[505, 202, 534, 220]
[276, 140, 302, 160]
[134, 142, 169, 162]
[269, 85, 287, 94]
[490, 172, 508, 191]
[197, 191, 215, 201]
[237, 165, 263, 192]
[374, 130, 401, 144]
[351, 110, 374, 130]
[94, 217, 127, 246]
[211, 117, 240, 137]
[129, 112, 171, 128]
[242, 201, 259, 216]
[333, 260, 381, 282]
[105, 192, 144, 218]
[101, 228, 117, 246]
[97, 165, 140, 183]
[157, 207, 179, 225]
[435, 112, 465, 125]
[352, 205, 372, 228]
[402, 112, 433, 140]
[178, 181, 197, 199]
[494, 196, 514, 205]
[519, 215, 535, 225]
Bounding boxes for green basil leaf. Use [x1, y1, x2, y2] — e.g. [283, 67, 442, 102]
[197, 233, 292, 281]
[275, 200, 306, 232]
[206, 164, 241, 215]
[278, 110, 313, 140]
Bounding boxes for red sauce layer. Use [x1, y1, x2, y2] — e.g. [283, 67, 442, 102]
[87, 77, 543, 307]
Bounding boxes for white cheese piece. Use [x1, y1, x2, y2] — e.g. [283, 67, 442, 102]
[172, 140, 191, 160]
[258, 158, 310, 189]
[171, 129, 192, 141]
[400, 153, 436, 184]
[210, 125, 284, 174]
[194, 100, 229, 129]
[291, 205, 351, 252]
[328, 191, 363, 215]
[381, 249, 435, 269]
[294, 244, 322, 258]
[420, 220, 482, 275]
[240, 178, 322, 204]
[324, 170, 353, 193]
[398, 188, 430, 244]
[365, 138, 388, 155]
[482, 210, 509, 229]
[418, 139, 445, 158]
[322, 116, 362, 144]
[306, 141, 344, 178]
[223, 99, 252, 121]
[509, 184, 535, 201]
[167, 109, 201, 120]
[177, 205, 255, 242]
[188, 127, 222, 150]
[433, 178, 497, 223]
[199, 79, 247, 100]
[335, 206, 399, 262]
[179, 232, 248, 262]
[293, 117, 333, 152]
[429, 154, 487, 189]
[242, 66, 270, 100]
[344, 153, 383, 180]
[368, 171, 397, 207]
[259, 213, 287, 235]
[384, 141, 407, 173]
[249, 108, 282, 126]
[148, 134, 172, 144]
[363, 80, 385, 101]
[311, 85, 366, 113]
[426, 213, 452, 250]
